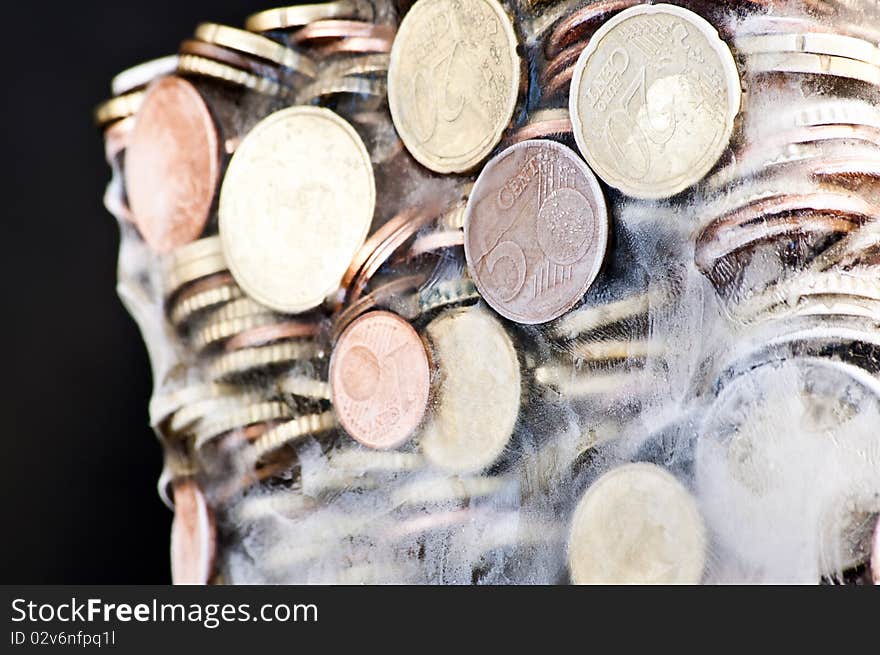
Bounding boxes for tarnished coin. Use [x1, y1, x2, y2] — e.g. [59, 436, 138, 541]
[170, 479, 216, 585]
[420, 304, 520, 473]
[568, 463, 707, 584]
[464, 139, 608, 324]
[125, 76, 219, 253]
[569, 4, 741, 199]
[330, 311, 430, 450]
[387, 0, 521, 173]
[219, 106, 375, 313]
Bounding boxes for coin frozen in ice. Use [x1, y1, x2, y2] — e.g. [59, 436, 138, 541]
[218, 106, 375, 313]
[567, 462, 707, 584]
[125, 76, 220, 253]
[420, 305, 520, 473]
[388, 0, 521, 173]
[464, 139, 608, 324]
[569, 4, 741, 199]
[330, 311, 430, 450]
[170, 479, 216, 585]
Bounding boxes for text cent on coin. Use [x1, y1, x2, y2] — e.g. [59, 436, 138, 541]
[125, 76, 220, 253]
[387, 0, 521, 174]
[219, 106, 375, 313]
[330, 311, 430, 450]
[569, 4, 741, 199]
[464, 139, 608, 324]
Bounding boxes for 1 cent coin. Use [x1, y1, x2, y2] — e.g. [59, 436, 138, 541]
[464, 139, 608, 324]
[387, 0, 521, 173]
[219, 106, 375, 313]
[170, 479, 216, 585]
[330, 311, 430, 450]
[125, 76, 219, 253]
[569, 4, 741, 199]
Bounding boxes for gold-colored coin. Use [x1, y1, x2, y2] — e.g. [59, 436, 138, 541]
[251, 412, 337, 460]
[93, 91, 144, 127]
[387, 0, 521, 173]
[207, 340, 321, 381]
[735, 32, 880, 67]
[569, 4, 741, 199]
[245, 0, 374, 32]
[194, 22, 316, 76]
[297, 76, 387, 105]
[177, 54, 290, 97]
[568, 463, 707, 584]
[164, 254, 229, 298]
[745, 51, 880, 87]
[420, 305, 520, 473]
[219, 106, 375, 313]
[194, 401, 293, 448]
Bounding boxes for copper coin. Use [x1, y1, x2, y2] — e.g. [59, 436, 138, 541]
[330, 311, 430, 450]
[292, 19, 392, 45]
[224, 320, 320, 352]
[506, 115, 572, 146]
[125, 76, 220, 253]
[545, 0, 641, 59]
[695, 214, 856, 273]
[544, 66, 575, 99]
[170, 479, 216, 585]
[542, 41, 587, 85]
[464, 139, 608, 324]
[314, 32, 394, 56]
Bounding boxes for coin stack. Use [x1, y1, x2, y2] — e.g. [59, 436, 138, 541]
[96, 0, 880, 585]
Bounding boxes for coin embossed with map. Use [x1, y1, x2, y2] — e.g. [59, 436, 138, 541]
[569, 4, 741, 199]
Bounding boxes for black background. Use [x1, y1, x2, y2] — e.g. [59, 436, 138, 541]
[0, 1, 260, 583]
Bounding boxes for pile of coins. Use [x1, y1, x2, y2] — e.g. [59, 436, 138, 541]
[96, 0, 880, 584]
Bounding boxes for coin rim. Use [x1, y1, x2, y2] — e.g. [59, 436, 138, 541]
[568, 3, 742, 199]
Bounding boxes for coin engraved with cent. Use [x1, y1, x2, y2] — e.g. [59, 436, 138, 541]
[569, 4, 741, 199]
[387, 0, 521, 173]
[330, 311, 430, 450]
[464, 139, 608, 324]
